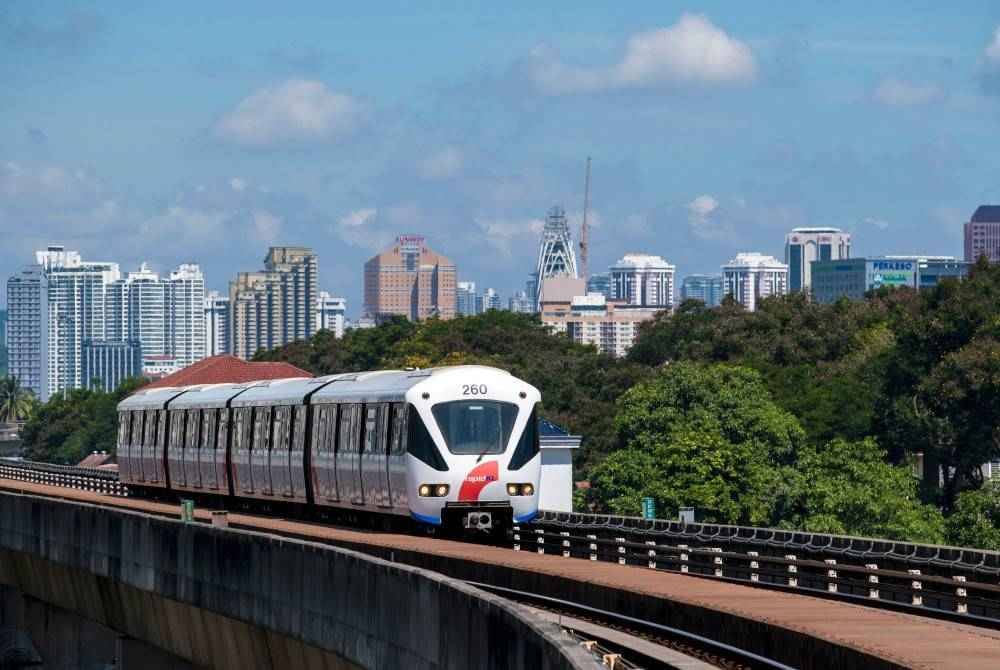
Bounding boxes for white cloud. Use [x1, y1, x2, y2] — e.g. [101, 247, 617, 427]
[229, 177, 246, 191]
[251, 210, 282, 242]
[529, 14, 756, 95]
[474, 217, 546, 256]
[338, 208, 377, 227]
[417, 147, 464, 179]
[687, 194, 719, 218]
[214, 79, 366, 146]
[980, 27, 1000, 95]
[863, 216, 890, 230]
[873, 78, 942, 106]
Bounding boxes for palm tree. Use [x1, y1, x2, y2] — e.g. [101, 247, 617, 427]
[0, 376, 35, 424]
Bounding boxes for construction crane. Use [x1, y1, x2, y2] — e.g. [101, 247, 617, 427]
[579, 156, 591, 280]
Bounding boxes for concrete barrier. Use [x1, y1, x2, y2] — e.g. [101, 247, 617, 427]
[0, 492, 599, 670]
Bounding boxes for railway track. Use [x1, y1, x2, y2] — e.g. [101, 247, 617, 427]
[3, 457, 1000, 634]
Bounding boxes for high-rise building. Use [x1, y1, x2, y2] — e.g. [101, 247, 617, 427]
[363, 236, 456, 322]
[81, 340, 142, 392]
[480, 288, 502, 312]
[609, 254, 675, 311]
[539, 287, 657, 358]
[0, 308, 7, 374]
[37, 247, 120, 397]
[586, 273, 611, 298]
[230, 246, 318, 359]
[530, 206, 578, 309]
[456, 281, 479, 316]
[965, 206, 1000, 263]
[785, 227, 851, 293]
[722, 253, 788, 312]
[6, 265, 48, 400]
[811, 256, 971, 304]
[316, 292, 346, 338]
[107, 263, 205, 375]
[204, 291, 230, 356]
[680, 274, 725, 307]
[508, 291, 534, 314]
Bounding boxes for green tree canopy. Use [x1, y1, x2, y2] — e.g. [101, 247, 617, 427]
[589, 362, 803, 525]
[0, 375, 36, 423]
[946, 482, 1000, 550]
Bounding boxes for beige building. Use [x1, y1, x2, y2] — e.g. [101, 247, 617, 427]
[538, 277, 656, 358]
[229, 246, 318, 359]
[364, 235, 456, 321]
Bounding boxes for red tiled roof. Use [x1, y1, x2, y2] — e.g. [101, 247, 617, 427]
[143, 355, 313, 390]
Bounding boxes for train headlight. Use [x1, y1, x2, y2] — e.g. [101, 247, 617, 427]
[419, 484, 450, 497]
[507, 483, 519, 496]
[522, 483, 535, 496]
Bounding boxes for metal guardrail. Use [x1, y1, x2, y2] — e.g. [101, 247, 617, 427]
[533, 510, 1000, 577]
[0, 459, 128, 497]
[515, 524, 1000, 624]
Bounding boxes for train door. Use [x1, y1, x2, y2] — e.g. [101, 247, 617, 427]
[387, 403, 409, 511]
[270, 406, 292, 497]
[200, 409, 218, 490]
[251, 406, 273, 496]
[168, 411, 186, 488]
[233, 407, 254, 495]
[117, 412, 132, 483]
[142, 410, 158, 484]
[337, 404, 363, 505]
[184, 409, 202, 489]
[361, 404, 390, 507]
[312, 404, 338, 504]
[131, 411, 145, 484]
[216, 409, 231, 495]
[153, 409, 168, 485]
[289, 405, 308, 501]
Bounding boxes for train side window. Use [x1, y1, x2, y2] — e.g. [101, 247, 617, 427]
[508, 405, 540, 471]
[364, 406, 379, 453]
[202, 409, 217, 450]
[117, 413, 127, 448]
[311, 405, 327, 452]
[406, 405, 448, 471]
[144, 410, 157, 445]
[217, 409, 230, 451]
[157, 410, 168, 447]
[170, 411, 185, 448]
[186, 410, 200, 448]
[389, 403, 407, 455]
[254, 407, 272, 451]
[132, 411, 144, 446]
[293, 406, 307, 452]
[273, 406, 291, 452]
[339, 404, 357, 453]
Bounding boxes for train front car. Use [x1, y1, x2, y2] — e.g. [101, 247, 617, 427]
[406, 366, 541, 534]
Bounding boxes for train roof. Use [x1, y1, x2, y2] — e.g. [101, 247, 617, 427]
[118, 366, 520, 410]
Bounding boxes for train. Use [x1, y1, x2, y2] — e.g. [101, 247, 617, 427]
[116, 365, 542, 533]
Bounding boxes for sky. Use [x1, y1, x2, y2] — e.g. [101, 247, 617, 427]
[2, 1, 1000, 315]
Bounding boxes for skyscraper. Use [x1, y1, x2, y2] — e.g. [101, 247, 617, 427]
[204, 291, 230, 356]
[230, 246, 318, 359]
[481, 288, 502, 311]
[107, 262, 206, 375]
[37, 247, 120, 397]
[363, 235, 456, 321]
[722, 253, 789, 312]
[531, 206, 578, 309]
[965, 206, 1000, 263]
[316, 292, 346, 338]
[6, 265, 48, 399]
[609, 254, 676, 311]
[784, 227, 851, 294]
[508, 291, 534, 314]
[456, 281, 479, 316]
[586, 273, 611, 298]
[82, 340, 142, 392]
[681, 275, 725, 307]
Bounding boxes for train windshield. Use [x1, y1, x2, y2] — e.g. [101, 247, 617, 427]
[431, 401, 518, 455]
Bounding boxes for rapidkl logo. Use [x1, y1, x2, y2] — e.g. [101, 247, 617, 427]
[458, 461, 499, 501]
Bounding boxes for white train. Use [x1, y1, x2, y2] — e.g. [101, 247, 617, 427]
[116, 365, 542, 532]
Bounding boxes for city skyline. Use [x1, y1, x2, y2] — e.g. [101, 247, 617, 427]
[2, 4, 999, 315]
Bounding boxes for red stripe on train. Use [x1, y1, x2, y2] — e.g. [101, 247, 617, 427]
[458, 461, 499, 502]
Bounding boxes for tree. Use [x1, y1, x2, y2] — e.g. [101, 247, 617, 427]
[946, 482, 1000, 550]
[0, 376, 36, 423]
[21, 377, 146, 464]
[588, 363, 804, 525]
[783, 438, 945, 543]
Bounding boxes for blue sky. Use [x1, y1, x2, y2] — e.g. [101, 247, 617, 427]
[2, 1, 1000, 314]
